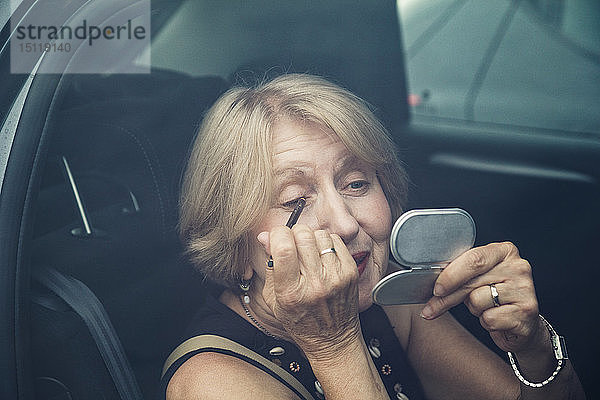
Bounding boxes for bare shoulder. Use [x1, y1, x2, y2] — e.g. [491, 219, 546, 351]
[166, 351, 300, 400]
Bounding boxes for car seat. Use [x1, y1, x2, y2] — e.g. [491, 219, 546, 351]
[29, 70, 228, 399]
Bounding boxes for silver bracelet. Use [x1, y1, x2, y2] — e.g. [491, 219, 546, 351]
[507, 314, 568, 388]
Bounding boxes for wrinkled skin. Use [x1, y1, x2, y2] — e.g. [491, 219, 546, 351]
[249, 117, 542, 361]
[250, 117, 392, 355]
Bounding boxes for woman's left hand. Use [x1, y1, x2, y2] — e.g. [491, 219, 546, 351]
[420, 242, 544, 354]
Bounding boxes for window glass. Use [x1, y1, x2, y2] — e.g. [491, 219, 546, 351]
[398, 0, 600, 135]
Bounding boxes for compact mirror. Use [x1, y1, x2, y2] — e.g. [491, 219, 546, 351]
[372, 208, 475, 305]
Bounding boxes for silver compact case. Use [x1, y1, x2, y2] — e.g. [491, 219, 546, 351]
[372, 208, 476, 305]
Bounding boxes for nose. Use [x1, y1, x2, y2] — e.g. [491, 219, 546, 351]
[314, 189, 360, 244]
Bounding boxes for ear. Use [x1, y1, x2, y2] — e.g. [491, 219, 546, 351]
[244, 231, 270, 279]
[242, 264, 254, 281]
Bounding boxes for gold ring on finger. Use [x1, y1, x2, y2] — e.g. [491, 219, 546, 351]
[489, 284, 500, 307]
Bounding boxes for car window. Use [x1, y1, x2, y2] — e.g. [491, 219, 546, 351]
[0, 1, 19, 32]
[398, 0, 600, 136]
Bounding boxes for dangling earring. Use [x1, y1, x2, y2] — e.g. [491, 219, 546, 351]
[239, 279, 251, 304]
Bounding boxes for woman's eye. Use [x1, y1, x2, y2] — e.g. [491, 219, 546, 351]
[348, 180, 369, 191]
[282, 198, 303, 208]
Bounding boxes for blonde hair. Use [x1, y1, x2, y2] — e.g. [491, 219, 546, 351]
[179, 74, 408, 288]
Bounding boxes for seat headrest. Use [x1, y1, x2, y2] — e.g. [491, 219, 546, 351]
[35, 72, 229, 241]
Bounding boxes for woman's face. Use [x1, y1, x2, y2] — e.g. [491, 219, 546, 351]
[251, 118, 392, 311]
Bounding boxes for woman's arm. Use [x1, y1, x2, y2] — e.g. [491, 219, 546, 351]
[386, 304, 520, 400]
[263, 225, 389, 400]
[385, 242, 585, 400]
[304, 333, 389, 399]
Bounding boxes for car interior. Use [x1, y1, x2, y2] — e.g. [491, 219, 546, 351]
[29, 71, 228, 399]
[8, 1, 408, 399]
[1, 1, 598, 399]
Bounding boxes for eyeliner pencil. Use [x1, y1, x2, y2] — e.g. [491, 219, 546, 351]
[285, 197, 306, 228]
[268, 197, 306, 268]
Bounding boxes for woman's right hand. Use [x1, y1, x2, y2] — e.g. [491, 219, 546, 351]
[259, 224, 363, 361]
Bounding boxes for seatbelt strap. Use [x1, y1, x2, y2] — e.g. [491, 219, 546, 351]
[33, 266, 143, 400]
[162, 334, 316, 400]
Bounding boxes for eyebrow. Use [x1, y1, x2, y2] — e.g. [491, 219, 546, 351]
[274, 155, 370, 185]
[275, 167, 305, 178]
[273, 168, 309, 194]
[335, 154, 370, 174]
[274, 162, 313, 178]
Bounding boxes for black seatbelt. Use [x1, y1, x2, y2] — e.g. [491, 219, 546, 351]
[33, 266, 144, 400]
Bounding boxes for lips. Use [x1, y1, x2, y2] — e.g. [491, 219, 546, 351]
[352, 252, 369, 276]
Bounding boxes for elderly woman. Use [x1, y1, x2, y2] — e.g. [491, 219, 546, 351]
[161, 74, 584, 399]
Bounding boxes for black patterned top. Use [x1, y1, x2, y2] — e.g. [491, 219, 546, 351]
[159, 294, 426, 400]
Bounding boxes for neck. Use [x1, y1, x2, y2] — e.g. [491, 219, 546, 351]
[219, 287, 291, 341]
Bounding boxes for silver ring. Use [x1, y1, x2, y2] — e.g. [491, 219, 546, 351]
[320, 248, 336, 256]
[490, 284, 500, 307]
